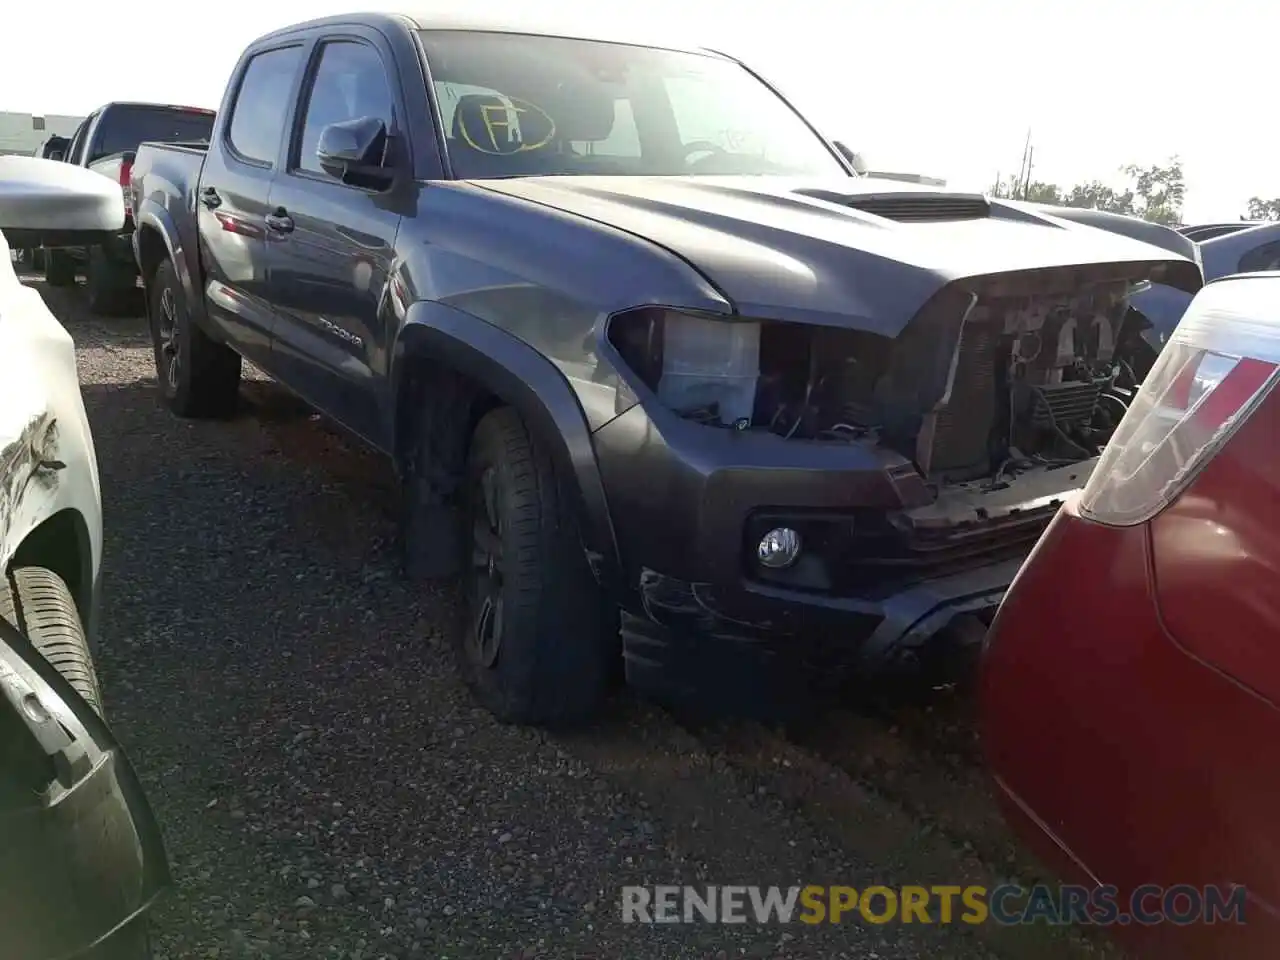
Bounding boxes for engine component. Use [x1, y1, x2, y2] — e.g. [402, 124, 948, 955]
[887, 280, 1134, 479]
[607, 278, 1143, 484]
[915, 311, 999, 478]
[1019, 379, 1106, 429]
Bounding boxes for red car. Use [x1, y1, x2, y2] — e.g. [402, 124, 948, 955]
[981, 271, 1280, 958]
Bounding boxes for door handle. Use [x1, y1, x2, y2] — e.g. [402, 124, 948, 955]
[265, 208, 294, 234]
[200, 187, 221, 209]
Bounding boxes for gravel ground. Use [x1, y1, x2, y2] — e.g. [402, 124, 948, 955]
[36, 275, 1111, 960]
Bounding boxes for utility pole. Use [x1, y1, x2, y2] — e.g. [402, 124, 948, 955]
[1016, 128, 1033, 200]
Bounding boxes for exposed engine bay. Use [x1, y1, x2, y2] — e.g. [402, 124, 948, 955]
[617, 274, 1153, 486]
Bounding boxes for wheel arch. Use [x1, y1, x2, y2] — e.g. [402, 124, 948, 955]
[135, 204, 200, 325]
[391, 300, 622, 591]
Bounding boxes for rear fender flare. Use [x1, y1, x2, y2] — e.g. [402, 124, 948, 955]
[134, 202, 202, 324]
[391, 299, 622, 590]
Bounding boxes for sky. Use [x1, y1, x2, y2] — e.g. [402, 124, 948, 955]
[3, 0, 1274, 222]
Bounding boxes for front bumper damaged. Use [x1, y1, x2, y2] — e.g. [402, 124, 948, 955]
[593, 403, 1041, 712]
[619, 558, 1018, 713]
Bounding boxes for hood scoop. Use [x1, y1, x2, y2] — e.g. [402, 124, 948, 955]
[793, 187, 991, 223]
[846, 193, 991, 223]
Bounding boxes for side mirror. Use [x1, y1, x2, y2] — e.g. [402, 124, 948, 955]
[46, 150, 65, 163]
[832, 141, 869, 175]
[316, 116, 394, 188]
[0, 156, 124, 250]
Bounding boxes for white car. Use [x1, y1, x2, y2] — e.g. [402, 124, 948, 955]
[0, 156, 117, 709]
[0, 157, 167, 959]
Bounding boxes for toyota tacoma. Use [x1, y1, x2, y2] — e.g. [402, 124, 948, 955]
[129, 12, 1202, 725]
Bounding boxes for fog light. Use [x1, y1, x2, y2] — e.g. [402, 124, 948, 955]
[756, 527, 802, 569]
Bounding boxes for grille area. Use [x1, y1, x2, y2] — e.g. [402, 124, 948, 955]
[846, 195, 990, 223]
[833, 508, 1055, 597]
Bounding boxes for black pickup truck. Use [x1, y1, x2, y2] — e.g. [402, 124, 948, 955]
[130, 11, 1202, 726]
[45, 102, 214, 314]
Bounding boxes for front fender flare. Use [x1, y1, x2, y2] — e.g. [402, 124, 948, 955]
[391, 299, 622, 589]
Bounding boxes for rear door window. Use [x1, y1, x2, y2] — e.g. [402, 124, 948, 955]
[227, 45, 305, 167]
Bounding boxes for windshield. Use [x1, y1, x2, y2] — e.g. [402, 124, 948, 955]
[89, 106, 215, 163]
[418, 31, 846, 179]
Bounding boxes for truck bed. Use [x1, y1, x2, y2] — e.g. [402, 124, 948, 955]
[128, 140, 210, 290]
[130, 140, 207, 216]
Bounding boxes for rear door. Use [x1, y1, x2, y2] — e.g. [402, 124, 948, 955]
[264, 29, 409, 448]
[197, 42, 308, 368]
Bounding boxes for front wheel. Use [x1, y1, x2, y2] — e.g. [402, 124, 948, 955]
[453, 407, 615, 727]
[149, 259, 241, 418]
[0, 566, 102, 715]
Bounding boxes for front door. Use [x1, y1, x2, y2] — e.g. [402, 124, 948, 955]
[265, 33, 407, 449]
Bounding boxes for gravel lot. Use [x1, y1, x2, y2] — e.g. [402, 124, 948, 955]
[37, 275, 1118, 960]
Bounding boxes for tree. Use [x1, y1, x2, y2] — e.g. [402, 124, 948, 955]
[990, 176, 1062, 204]
[1123, 157, 1185, 226]
[1061, 181, 1136, 216]
[1244, 197, 1280, 221]
[987, 156, 1185, 225]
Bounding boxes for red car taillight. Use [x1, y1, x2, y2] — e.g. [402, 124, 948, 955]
[119, 158, 135, 219]
[1079, 274, 1280, 527]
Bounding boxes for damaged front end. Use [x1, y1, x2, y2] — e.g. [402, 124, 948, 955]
[604, 259, 1181, 693]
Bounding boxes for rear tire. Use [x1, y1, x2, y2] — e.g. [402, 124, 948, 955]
[44, 248, 76, 287]
[149, 258, 241, 418]
[453, 407, 615, 727]
[0, 566, 102, 715]
[87, 246, 139, 317]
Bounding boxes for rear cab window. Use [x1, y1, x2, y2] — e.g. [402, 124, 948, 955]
[227, 45, 305, 167]
[87, 105, 215, 163]
[1239, 240, 1280, 274]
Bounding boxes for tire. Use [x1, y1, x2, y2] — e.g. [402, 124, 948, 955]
[44, 248, 76, 287]
[149, 258, 241, 418]
[454, 407, 615, 727]
[0, 566, 102, 716]
[103, 915, 154, 960]
[87, 246, 139, 317]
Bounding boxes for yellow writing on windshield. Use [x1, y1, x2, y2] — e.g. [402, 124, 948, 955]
[460, 98, 556, 156]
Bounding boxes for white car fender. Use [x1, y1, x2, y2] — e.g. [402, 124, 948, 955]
[0, 234, 103, 610]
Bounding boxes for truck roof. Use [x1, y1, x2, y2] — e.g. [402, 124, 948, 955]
[89, 101, 216, 115]
[260, 9, 716, 56]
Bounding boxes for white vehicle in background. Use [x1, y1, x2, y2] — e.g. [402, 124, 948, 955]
[0, 154, 168, 959]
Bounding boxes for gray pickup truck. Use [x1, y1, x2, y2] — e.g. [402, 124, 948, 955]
[130, 11, 1202, 726]
[44, 102, 214, 315]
